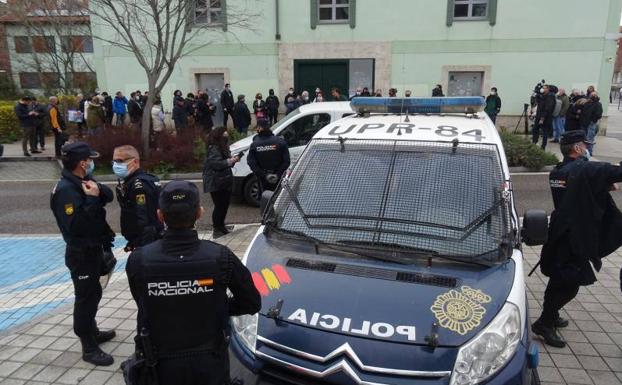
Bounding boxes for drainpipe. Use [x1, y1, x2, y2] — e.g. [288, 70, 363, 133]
[275, 0, 281, 40]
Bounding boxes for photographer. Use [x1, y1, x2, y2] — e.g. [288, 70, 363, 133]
[532, 84, 556, 150]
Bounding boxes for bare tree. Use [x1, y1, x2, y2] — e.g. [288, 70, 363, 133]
[6, 0, 96, 94]
[88, 0, 258, 157]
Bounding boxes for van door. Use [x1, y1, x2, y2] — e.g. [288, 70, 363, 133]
[278, 112, 332, 164]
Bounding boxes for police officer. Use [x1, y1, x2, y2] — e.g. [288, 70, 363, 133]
[125, 180, 261, 385]
[247, 120, 290, 193]
[532, 130, 622, 348]
[113, 145, 163, 251]
[50, 142, 116, 366]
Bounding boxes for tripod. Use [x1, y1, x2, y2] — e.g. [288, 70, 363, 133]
[513, 103, 530, 135]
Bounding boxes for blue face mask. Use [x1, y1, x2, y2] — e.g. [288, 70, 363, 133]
[86, 160, 95, 176]
[582, 148, 591, 161]
[112, 162, 129, 179]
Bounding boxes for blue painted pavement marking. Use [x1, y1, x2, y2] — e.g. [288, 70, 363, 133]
[0, 236, 128, 332]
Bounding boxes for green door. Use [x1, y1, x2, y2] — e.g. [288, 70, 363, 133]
[295, 60, 349, 101]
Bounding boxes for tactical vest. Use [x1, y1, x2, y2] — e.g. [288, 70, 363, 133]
[138, 240, 231, 354]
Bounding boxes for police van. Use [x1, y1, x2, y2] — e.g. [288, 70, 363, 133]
[229, 102, 355, 206]
[230, 97, 547, 385]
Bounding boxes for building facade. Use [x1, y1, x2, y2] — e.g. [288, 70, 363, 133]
[92, 0, 622, 126]
[0, 0, 96, 95]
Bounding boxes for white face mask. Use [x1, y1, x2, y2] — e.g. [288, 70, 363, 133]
[490, 91, 496, 95]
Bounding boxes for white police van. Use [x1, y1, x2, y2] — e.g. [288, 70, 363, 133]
[230, 97, 546, 385]
[229, 102, 355, 206]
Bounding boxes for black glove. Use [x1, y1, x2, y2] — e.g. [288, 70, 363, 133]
[101, 250, 117, 276]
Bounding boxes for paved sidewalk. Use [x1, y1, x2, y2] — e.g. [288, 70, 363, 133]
[0, 225, 257, 385]
[0, 224, 621, 384]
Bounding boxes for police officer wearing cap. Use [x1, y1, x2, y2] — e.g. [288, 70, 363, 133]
[532, 130, 622, 348]
[125, 180, 261, 385]
[247, 120, 290, 193]
[113, 145, 163, 251]
[50, 142, 117, 366]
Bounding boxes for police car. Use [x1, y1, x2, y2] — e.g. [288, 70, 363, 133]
[230, 97, 547, 385]
[229, 101, 355, 206]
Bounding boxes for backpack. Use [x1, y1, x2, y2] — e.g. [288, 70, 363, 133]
[553, 97, 562, 117]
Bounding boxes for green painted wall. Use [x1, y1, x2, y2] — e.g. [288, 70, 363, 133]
[91, 0, 622, 116]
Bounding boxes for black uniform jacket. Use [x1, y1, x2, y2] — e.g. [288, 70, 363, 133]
[116, 169, 163, 248]
[126, 229, 261, 350]
[51, 168, 114, 248]
[247, 130, 290, 178]
[541, 158, 622, 285]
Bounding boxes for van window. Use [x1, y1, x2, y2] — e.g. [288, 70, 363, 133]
[269, 139, 513, 265]
[280, 113, 331, 147]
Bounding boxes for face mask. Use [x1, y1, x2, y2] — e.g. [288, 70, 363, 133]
[356, 91, 361, 95]
[113, 162, 129, 178]
[85, 160, 95, 176]
[317, 97, 323, 102]
[303, 96, 309, 101]
[289, 90, 294, 95]
[490, 91, 496, 95]
[581, 148, 591, 161]
[540, 89, 545, 94]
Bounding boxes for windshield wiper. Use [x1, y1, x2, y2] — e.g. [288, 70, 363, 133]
[337, 240, 493, 267]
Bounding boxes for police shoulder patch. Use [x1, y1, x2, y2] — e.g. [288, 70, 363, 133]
[64, 203, 74, 216]
[134, 179, 144, 189]
[136, 194, 146, 205]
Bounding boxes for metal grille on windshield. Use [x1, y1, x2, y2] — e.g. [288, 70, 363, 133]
[268, 138, 514, 265]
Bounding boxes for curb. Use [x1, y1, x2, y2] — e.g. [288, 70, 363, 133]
[508, 165, 555, 173]
[0, 156, 58, 162]
[94, 172, 203, 182]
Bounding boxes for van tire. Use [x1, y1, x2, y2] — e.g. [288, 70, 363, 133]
[243, 176, 260, 207]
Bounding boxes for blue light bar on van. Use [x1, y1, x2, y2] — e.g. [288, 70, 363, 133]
[350, 97, 486, 114]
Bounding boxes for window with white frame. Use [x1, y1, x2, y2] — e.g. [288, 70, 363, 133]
[453, 0, 488, 20]
[195, 0, 223, 25]
[318, 0, 349, 23]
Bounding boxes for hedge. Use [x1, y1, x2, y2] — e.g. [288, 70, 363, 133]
[500, 132, 559, 169]
[0, 104, 20, 142]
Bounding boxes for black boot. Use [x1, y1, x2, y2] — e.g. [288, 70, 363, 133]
[95, 329, 116, 344]
[554, 317, 569, 328]
[212, 228, 227, 239]
[531, 320, 566, 348]
[81, 336, 114, 366]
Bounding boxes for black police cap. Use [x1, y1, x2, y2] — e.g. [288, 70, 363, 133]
[159, 180, 200, 212]
[61, 142, 100, 162]
[560, 130, 593, 146]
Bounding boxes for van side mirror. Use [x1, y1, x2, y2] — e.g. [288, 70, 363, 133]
[260, 190, 274, 216]
[521, 210, 548, 246]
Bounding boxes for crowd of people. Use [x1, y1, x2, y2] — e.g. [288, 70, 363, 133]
[530, 84, 603, 153]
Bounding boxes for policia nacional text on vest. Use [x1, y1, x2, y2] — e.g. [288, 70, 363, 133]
[123, 180, 261, 385]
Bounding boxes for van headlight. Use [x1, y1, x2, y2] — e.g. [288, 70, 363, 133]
[450, 302, 521, 385]
[232, 313, 258, 354]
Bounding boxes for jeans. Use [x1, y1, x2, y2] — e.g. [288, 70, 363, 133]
[532, 121, 550, 150]
[35, 125, 45, 149]
[21, 126, 36, 154]
[210, 190, 231, 230]
[553, 116, 566, 141]
[486, 111, 497, 124]
[587, 122, 598, 155]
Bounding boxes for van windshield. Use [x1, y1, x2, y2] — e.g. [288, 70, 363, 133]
[267, 138, 515, 265]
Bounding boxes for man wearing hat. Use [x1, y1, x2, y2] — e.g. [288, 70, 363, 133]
[125, 180, 260, 384]
[50, 142, 117, 366]
[532, 130, 622, 348]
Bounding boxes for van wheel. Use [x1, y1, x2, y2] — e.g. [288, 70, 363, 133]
[244, 176, 260, 207]
[531, 369, 541, 385]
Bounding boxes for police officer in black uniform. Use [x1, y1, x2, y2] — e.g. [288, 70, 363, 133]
[50, 142, 117, 366]
[247, 120, 290, 193]
[532, 130, 622, 348]
[125, 180, 261, 385]
[113, 145, 163, 251]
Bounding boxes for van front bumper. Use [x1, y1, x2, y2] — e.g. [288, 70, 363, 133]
[229, 330, 539, 385]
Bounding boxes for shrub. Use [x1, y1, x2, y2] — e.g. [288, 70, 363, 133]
[500, 132, 559, 169]
[86, 127, 204, 175]
[0, 104, 21, 143]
